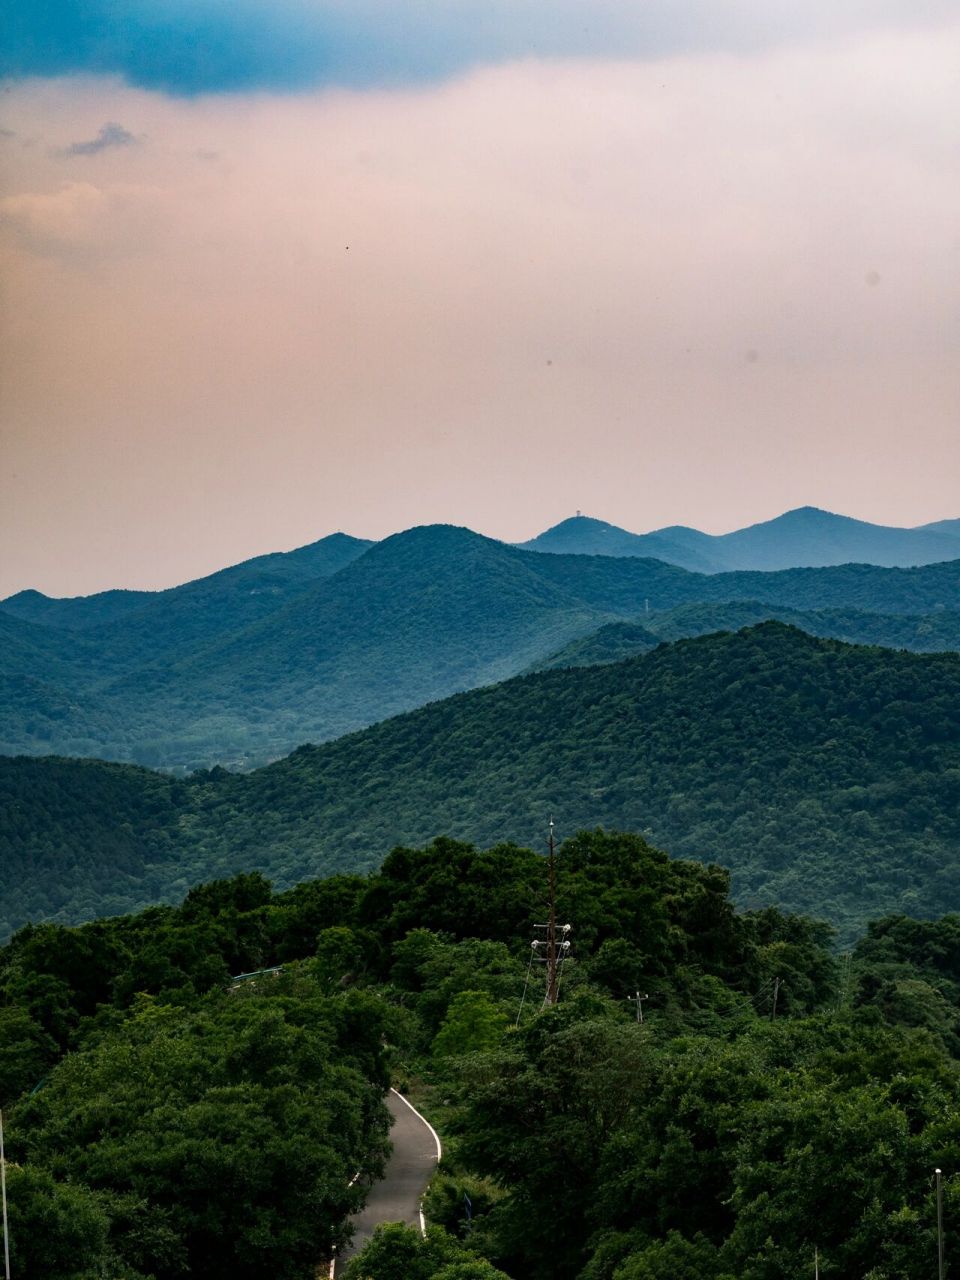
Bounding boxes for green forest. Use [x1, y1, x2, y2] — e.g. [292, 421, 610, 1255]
[2, 624, 958, 943]
[1, 831, 958, 1279]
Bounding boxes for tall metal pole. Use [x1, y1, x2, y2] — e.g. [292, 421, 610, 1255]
[1, 1109, 11, 1280]
[936, 1168, 945, 1280]
[629, 992, 649, 1024]
[545, 819, 558, 1006]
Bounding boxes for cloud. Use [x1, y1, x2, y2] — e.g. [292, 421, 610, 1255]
[1, 24, 959, 595]
[2, 0, 958, 95]
[57, 121, 136, 157]
[0, 182, 106, 249]
[0, 180, 164, 260]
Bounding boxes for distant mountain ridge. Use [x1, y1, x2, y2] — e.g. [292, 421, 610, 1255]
[1, 532, 372, 632]
[2, 524, 959, 769]
[520, 506, 960, 572]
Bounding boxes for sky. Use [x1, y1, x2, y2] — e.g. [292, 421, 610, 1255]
[2, 2, 959, 596]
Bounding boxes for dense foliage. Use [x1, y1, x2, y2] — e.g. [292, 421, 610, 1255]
[2, 524, 958, 768]
[0, 871, 393, 1278]
[2, 832, 958, 1279]
[2, 624, 958, 942]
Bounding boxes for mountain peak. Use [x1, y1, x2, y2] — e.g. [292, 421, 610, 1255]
[1, 588, 50, 606]
[779, 505, 834, 520]
[743, 506, 842, 530]
[377, 523, 498, 552]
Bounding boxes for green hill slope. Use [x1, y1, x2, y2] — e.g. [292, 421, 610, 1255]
[536, 602, 960, 670]
[648, 601, 960, 649]
[2, 624, 957, 942]
[529, 620, 662, 670]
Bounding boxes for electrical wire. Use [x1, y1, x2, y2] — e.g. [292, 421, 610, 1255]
[516, 946, 536, 1027]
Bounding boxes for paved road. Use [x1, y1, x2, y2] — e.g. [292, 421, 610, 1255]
[332, 1089, 441, 1276]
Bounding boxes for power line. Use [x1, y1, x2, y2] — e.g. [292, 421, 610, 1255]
[1, 1109, 10, 1280]
[516, 947, 536, 1028]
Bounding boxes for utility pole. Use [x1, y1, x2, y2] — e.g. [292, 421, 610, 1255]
[1, 1109, 10, 1280]
[521, 820, 572, 1014]
[628, 992, 649, 1024]
[936, 1168, 945, 1280]
[771, 976, 781, 1020]
[546, 819, 558, 1006]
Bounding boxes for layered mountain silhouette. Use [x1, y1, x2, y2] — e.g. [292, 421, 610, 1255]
[2, 624, 957, 943]
[1, 532, 371, 642]
[2, 523, 959, 768]
[517, 516, 725, 572]
[520, 506, 960, 572]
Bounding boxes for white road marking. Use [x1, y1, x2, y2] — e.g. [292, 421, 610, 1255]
[328, 1089, 441, 1274]
[389, 1087, 442, 1237]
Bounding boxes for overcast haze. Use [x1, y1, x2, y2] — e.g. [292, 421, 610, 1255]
[2, 2, 959, 596]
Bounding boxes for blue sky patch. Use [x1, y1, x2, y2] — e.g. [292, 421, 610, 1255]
[3, 0, 955, 96]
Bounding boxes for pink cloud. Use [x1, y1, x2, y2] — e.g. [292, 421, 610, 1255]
[1, 29, 959, 595]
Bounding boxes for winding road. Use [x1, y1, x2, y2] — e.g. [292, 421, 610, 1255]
[332, 1088, 442, 1277]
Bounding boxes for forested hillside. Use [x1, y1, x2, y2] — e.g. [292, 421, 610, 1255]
[1, 532, 371, 632]
[2, 624, 958, 942]
[2, 524, 959, 769]
[1, 836, 958, 1279]
[535, 602, 960, 670]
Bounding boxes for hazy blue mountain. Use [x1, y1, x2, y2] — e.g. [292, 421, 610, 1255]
[1, 587, 155, 630]
[2, 525, 959, 768]
[536, 602, 960, 670]
[2, 624, 957, 942]
[0, 611, 127, 758]
[0, 532, 372, 637]
[0, 609, 94, 680]
[517, 515, 723, 572]
[522, 506, 960, 571]
[69, 531, 376, 672]
[523, 547, 960, 615]
[87, 525, 606, 766]
[712, 506, 960, 570]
